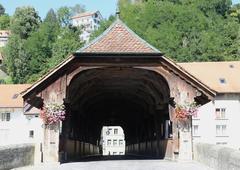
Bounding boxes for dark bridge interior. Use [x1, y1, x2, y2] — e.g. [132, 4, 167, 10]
[60, 67, 173, 162]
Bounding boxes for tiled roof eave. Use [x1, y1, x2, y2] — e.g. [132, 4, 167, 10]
[73, 52, 163, 57]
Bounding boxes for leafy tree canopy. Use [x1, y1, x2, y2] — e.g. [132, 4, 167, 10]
[0, 14, 10, 29]
[0, 4, 5, 16]
[10, 6, 41, 39]
[70, 4, 86, 16]
[116, 0, 240, 62]
[3, 5, 84, 83]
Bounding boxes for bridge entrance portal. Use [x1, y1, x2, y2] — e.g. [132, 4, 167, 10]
[61, 67, 172, 161]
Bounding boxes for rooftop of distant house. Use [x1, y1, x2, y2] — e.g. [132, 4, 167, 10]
[71, 11, 102, 19]
[179, 61, 240, 93]
[0, 30, 11, 37]
[0, 84, 31, 108]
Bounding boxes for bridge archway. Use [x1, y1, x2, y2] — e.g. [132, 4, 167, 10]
[23, 18, 215, 163]
[61, 67, 173, 161]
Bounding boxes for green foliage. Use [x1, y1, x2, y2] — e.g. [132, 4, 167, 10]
[0, 4, 10, 29]
[0, 4, 5, 16]
[229, 4, 240, 22]
[24, 20, 60, 76]
[0, 14, 10, 29]
[48, 26, 83, 68]
[57, 6, 71, 27]
[44, 9, 58, 24]
[90, 15, 116, 40]
[0, 76, 13, 84]
[70, 4, 86, 16]
[10, 7, 41, 39]
[3, 35, 30, 83]
[118, 0, 240, 62]
[3, 6, 84, 83]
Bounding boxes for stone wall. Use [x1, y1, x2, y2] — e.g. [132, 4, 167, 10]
[64, 139, 99, 161]
[0, 144, 35, 170]
[194, 143, 240, 170]
[126, 139, 173, 159]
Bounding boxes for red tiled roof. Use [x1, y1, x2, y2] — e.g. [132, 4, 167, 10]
[179, 61, 240, 93]
[79, 19, 160, 53]
[71, 11, 97, 19]
[0, 84, 31, 108]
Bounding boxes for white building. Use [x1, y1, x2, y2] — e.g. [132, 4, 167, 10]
[0, 84, 43, 146]
[100, 126, 125, 156]
[0, 30, 10, 47]
[179, 61, 240, 150]
[71, 11, 103, 42]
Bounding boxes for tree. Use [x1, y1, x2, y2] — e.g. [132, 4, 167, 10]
[10, 6, 41, 39]
[23, 9, 60, 82]
[0, 14, 10, 29]
[57, 6, 71, 27]
[3, 35, 30, 83]
[70, 4, 86, 16]
[195, 0, 232, 17]
[0, 4, 5, 16]
[117, 0, 240, 62]
[229, 4, 240, 22]
[48, 27, 83, 68]
[44, 9, 58, 24]
[3, 6, 41, 83]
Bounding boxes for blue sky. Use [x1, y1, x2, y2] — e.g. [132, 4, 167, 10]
[1, 0, 118, 19]
[1, 0, 240, 20]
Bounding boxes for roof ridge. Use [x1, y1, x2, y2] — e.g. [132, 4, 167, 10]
[77, 18, 161, 53]
[77, 19, 120, 52]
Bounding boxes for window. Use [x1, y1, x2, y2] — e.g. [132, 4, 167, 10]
[119, 152, 124, 155]
[29, 130, 34, 138]
[113, 152, 117, 155]
[219, 78, 226, 84]
[106, 128, 112, 135]
[119, 139, 124, 146]
[114, 129, 118, 134]
[107, 139, 111, 146]
[193, 125, 199, 136]
[215, 108, 226, 119]
[1, 113, 10, 121]
[216, 142, 227, 145]
[216, 125, 227, 136]
[113, 139, 117, 146]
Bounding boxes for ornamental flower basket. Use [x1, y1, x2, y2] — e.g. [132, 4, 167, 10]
[175, 102, 198, 120]
[40, 103, 66, 125]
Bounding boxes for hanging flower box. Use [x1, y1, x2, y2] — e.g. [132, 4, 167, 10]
[40, 103, 66, 125]
[175, 102, 198, 120]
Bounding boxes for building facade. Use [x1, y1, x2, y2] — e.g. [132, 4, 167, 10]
[180, 61, 240, 150]
[0, 84, 43, 146]
[0, 30, 10, 47]
[100, 126, 125, 155]
[71, 11, 103, 42]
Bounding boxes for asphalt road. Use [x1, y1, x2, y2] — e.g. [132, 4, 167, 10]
[15, 160, 213, 170]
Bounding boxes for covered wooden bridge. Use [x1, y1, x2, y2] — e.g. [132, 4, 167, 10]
[22, 19, 215, 163]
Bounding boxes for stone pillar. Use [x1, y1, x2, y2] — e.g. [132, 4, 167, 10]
[43, 123, 60, 163]
[178, 118, 193, 161]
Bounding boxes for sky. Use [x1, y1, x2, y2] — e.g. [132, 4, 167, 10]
[1, 0, 118, 19]
[1, 0, 240, 20]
